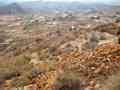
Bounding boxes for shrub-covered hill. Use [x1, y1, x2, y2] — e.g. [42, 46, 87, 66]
[0, 2, 30, 15]
[1, 44, 119, 90]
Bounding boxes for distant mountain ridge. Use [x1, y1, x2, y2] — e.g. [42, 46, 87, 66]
[0, 1, 120, 15]
[0, 2, 31, 15]
[0, 3, 6, 6]
[20, 1, 120, 13]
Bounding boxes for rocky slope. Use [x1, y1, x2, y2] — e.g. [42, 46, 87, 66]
[0, 17, 120, 90]
[1, 44, 119, 90]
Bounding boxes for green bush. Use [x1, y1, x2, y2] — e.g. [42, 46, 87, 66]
[116, 12, 120, 15]
[69, 28, 73, 31]
[91, 16, 100, 19]
[15, 55, 31, 66]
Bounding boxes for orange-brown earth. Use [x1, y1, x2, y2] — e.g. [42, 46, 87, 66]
[6, 44, 119, 90]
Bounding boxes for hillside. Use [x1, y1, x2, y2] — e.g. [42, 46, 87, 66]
[0, 19, 119, 89]
[0, 2, 30, 15]
[30, 44, 120, 90]
[0, 2, 120, 90]
[0, 44, 120, 90]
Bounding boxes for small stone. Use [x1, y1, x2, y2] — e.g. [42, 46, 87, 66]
[95, 84, 100, 89]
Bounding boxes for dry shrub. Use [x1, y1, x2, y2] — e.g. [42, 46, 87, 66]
[100, 71, 120, 90]
[52, 71, 83, 90]
[49, 45, 58, 53]
[60, 40, 66, 45]
[0, 67, 20, 85]
[66, 33, 76, 41]
[29, 67, 46, 78]
[94, 23, 116, 35]
[118, 35, 120, 44]
[65, 43, 72, 48]
[99, 34, 106, 40]
[19, 76, 30, 87]
[82, 41, 98, 50]
[116, 17, 120, 23]
[15, 55, 31, 67]
[49, 45, 62, 56]
[116, 26, 120, 35]
[52, 49, 62, 56]
[90, 34, 99, 42]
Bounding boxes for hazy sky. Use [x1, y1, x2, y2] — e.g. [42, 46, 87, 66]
[0, 0, 36, 3]
[0, 0, 117, 3]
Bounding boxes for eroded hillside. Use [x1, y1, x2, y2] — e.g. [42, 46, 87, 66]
[0, 44, 120, 90]
[0, 4, 120, 89]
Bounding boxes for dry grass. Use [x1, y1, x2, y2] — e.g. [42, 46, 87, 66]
[99, 71, 120, 90]
[52, 71, 83, 90]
